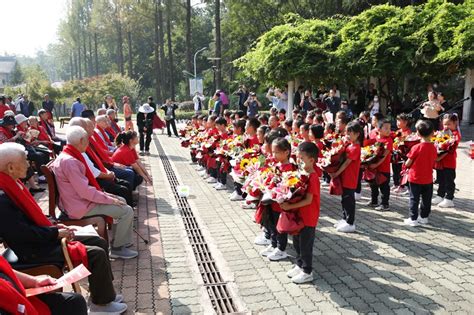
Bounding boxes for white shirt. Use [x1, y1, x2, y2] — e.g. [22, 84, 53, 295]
[82, 153, 101, 178]
[193, 95, 205, 111]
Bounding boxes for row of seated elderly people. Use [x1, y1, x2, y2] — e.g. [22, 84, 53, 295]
[0, 108, 153, 314]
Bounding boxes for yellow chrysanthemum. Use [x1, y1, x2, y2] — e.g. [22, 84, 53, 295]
[240, 159, 250, 170]
[287, 177, 299, 187]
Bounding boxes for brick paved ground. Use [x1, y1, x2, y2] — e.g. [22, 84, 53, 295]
[152, 125, 474, 315]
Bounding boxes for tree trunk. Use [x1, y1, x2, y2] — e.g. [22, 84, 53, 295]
[462, 68, 473, 125]
[116, 7, 124, 76]
[158, 0, 166, 98]
[69, 51, 74, 80]
[94, 32, 99, 76]
[88, 33, 94, 77]
[154, 0, 163, 101]
[82, 30, 88, 77]
[214, 0, 222, 90]
[77, 43, 82, 79]
[127, 30, 133, 77]
[185, 0, 192, 90]
[166, 0, 175, 98]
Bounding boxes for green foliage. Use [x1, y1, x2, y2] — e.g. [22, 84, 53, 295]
[61, 73, 142, 109]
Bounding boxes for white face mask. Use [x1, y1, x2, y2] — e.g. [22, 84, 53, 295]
[374, 98, 379, 102]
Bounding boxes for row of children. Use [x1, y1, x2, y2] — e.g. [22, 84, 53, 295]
[179, 107, 460, 283]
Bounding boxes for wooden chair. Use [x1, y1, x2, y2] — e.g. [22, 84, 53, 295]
[1, 238, 82, 293]
[41, 164, 108, 242]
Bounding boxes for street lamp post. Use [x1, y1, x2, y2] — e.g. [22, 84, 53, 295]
[194, 47, 208, 79]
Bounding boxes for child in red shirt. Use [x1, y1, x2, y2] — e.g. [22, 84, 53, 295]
[433, 114, 461, 208]
[392, 113, 413, 194]
[330, 121, 363, 233]
[213, 117, 231, 190]
[309, 124, 325, 158]
[299, 124, 311, 142]
[280, 142, 320, 284]
[404, 120, 437, 226]
[367, 119, 393, 210]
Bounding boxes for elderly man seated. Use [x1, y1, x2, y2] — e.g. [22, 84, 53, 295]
[95, 115, 116, 152]
[52, 126, 137, 259]
[69, 117, 135, 207]
[106, 108, 121, 140]
[0, 142, 127, 314]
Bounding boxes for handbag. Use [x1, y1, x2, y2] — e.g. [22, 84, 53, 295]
[329, 177, 343, 195]
[277, 211, 304, 235]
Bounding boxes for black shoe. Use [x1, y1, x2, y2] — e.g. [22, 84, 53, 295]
[29, 187, 46, 194]
[364, 201, 378, 207]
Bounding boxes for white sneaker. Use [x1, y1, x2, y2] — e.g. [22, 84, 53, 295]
[321, 181, 329, 187]
[254, 233, 271, 246]
[199, 170, 208, 177]
[196, 165, 205, 171]
[230, 192, 243, 201]
[432, 195, 443, 205]
[336, 222, 356, 233]
[267, 248, 288, 261]
[438, 198, 454, 208]
[418, 217, 429, 225]
[260, 245, 274, 257]
[354, 193, 361, 201]
[206, 177, 217, 184]
[333, 219, 346, 228]
[215, 183, 227, 190]
[241, 202, 256, 209]
[404, 218, 420, 227]
[291, 271, 314, 284]
[287, 265, 303, 278]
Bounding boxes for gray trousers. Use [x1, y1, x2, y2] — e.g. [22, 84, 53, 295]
[88, 199, 134, 248]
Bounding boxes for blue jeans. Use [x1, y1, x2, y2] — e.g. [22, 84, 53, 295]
[111, 166, 136, 190]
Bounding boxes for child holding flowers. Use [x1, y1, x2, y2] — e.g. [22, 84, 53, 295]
[403, 120, 437, 226]
[329, 121, 363, 233]
[260, 137, 293, 261]
[366, 119, 393, 211]
[433, 114, 461, 208]
[392, 113, 414, 194]
[280, 142, 321, 284]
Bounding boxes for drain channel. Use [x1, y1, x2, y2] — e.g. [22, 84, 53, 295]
[155, 139, 239, 314]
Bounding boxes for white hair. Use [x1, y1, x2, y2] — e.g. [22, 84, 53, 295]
[66, 125, 88, 145]
[106, 109, 116, 116]
[69, 117, 88, 129]
[97, 108, 107, 116]
[96, 115, 108, 123]
[0, 143, 27, 170]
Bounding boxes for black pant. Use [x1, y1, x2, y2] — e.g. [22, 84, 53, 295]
[38, 292, 87, 315]
[392, 163, 403, 187]
[409, 182, 433, 220]
[26, 147, 50, 175]
[139, 130, 152, 151]
[293, 226, 315, 274]
[218, 170, 227, 185]
[369, 172, 390, 206]
[437, 168, 456, 200]
[322, 171, 330, 184]
[266, 210, 288, 251]
[98, 178, 134, 207]
[166, 119, 179, 137]
[342, 188, 356, 225]
[355, 168, 363, 194]
[209, 167, 218, 179]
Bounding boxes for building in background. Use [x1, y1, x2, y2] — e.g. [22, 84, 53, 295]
[0, 56, 17, 90]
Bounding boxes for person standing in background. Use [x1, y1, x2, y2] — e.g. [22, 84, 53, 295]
[70, 97, 86, 118]
[161, 99, 179, 137]
[193, 92, 206, 114]
[235, 85, 249, 112]
[218, 89, 230, 111]
[123, 96, 134, 131]
[42, 94, 55, 121]
[19, 95, 35, 117]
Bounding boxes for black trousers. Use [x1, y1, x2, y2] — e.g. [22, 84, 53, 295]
[342, 188, 356, 225]
[38, 292, 87, 315]
[369, 172, 391, 206]
[409, 182, 433, 220]
[218, 170, 228, 185]
[209, 167, 218, 179]
[166, 119, 179, 137]
[322, 171, 331, 184]
[139, 130, 152, 151]
[26, 147, 50, 175]
[293, 226, 315, 274]
[392, 162, 403, 187]
[355, 168, 363, 194]
[98, 178, 134, 207]
[266, 210, 288, 251]
[29, 235, 116, 305]
[436, 168, 456, 200]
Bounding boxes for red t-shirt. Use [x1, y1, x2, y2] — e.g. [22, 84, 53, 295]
[376, 136, 393, 173]
[0, 104, 10, 119]
[111, 145, 139, 166]
[315, 141, 324, 158]
[407, 142, 437, 184]
[439, 130, 460, 169]
[341, 143, 361, 189]
[298, 172, 321, 227]
[246, 135, 260, 148]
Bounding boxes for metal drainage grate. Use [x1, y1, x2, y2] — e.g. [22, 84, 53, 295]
[155, 139, 239, 314]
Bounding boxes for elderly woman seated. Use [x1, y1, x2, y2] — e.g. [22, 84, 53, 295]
[106, 109, 122, 141]
[52, 126, 137, 260]
[94, 115, 116, 152]
[28, 116, 63, 154]
[0, 142, 127, 314]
